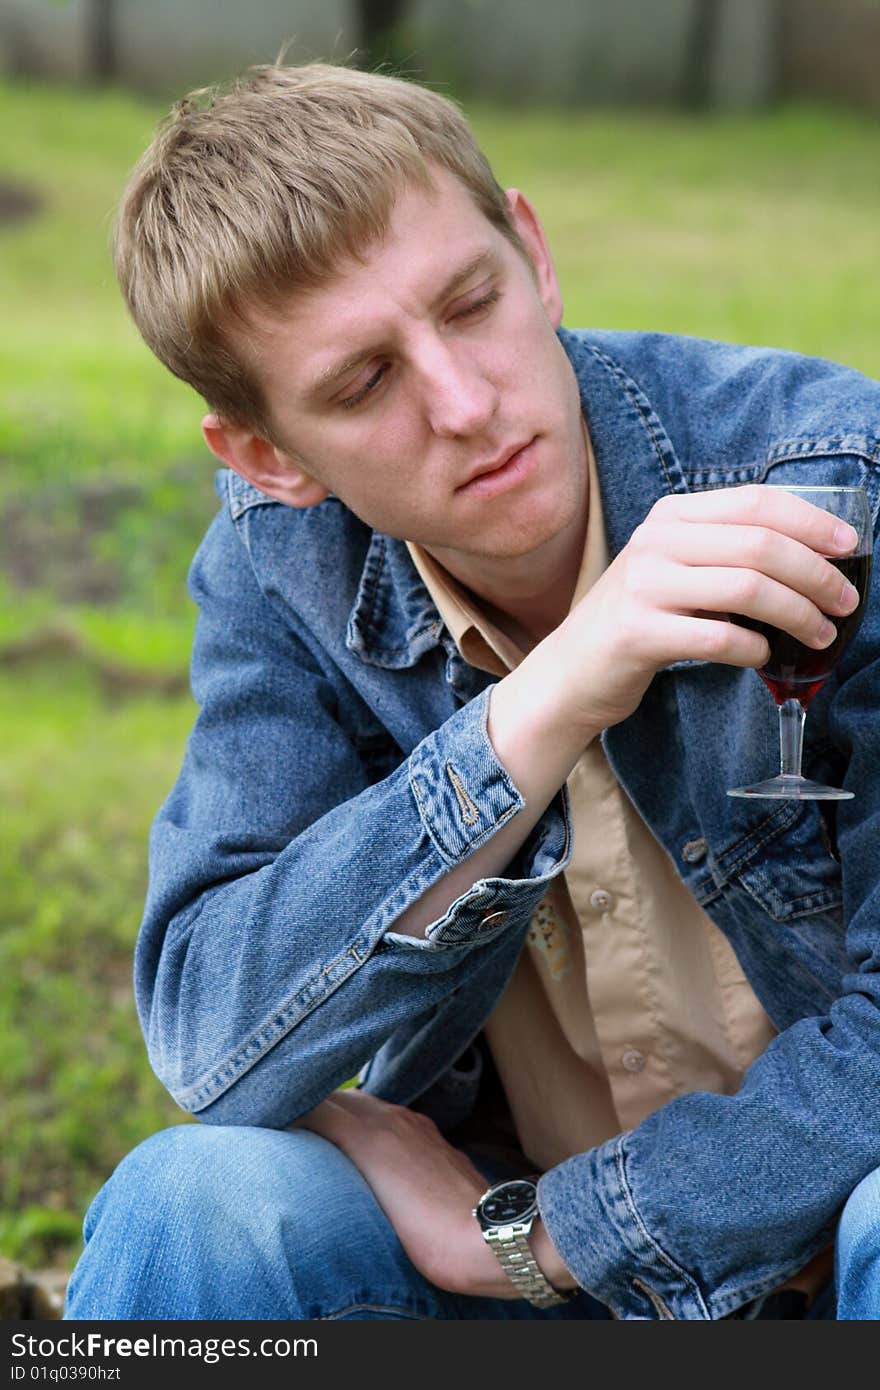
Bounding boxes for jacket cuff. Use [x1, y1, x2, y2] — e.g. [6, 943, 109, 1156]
[537, 1137, 712, 1320]
[408, 686, 526, 864]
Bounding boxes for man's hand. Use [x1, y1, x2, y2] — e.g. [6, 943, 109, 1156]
[292, 1089, 575, 1299]
[553, 483, 861, 737]
[490, 484, 861, 772]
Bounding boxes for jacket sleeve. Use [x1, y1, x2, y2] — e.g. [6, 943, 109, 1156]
[538, 527, 880, 1320]
[135, 505, 568, 1127]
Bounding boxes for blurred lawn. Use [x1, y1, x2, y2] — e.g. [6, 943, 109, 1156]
[2, 76, 879, 1271]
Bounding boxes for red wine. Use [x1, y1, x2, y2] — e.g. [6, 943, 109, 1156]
[737, 552, 872, 708]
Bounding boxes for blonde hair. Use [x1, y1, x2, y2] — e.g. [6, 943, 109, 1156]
[114, 62, 524, 439]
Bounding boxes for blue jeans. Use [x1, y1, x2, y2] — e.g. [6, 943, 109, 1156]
[63, 1126, 609, 1321]
[63, 1125, 877, 1320]
[836, 1166, 880, 1320]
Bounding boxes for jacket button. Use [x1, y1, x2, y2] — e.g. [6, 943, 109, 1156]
[621, 1048, 646, 1073]
[681, 837, 707, 865]
[589, 889, 614, 913]
[479, 910, 509, 930]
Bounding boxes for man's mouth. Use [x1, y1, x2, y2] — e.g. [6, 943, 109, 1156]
[456, 438, 537, 493]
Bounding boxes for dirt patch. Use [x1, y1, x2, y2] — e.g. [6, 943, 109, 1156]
[0, 621, 190, 697]
[0, 461, 214, 607]
[0, 178, 44, 228]
[0, 477, 145, 604]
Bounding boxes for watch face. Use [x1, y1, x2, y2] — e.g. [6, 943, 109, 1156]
[480, 1179, 537, 1227]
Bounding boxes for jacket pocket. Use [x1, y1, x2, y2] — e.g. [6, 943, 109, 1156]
[722, 807, 846, 1016]
[730, 805, 842, 924]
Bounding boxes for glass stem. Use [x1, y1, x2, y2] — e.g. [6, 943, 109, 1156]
[777, 698, 806, 779]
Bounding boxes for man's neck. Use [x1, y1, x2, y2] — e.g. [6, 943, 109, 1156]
[423, 497, 588, 653]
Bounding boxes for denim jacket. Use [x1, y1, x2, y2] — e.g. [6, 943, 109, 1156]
[138, 328, 880, 1319]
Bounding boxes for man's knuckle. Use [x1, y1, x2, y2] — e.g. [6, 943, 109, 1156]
[737, 484, 765, 521]
[699, 623, 728, 659]
[732, 570, 761, 607]
[799, 596, 822, 633]
[821, 560, 843, 600]
[649, 494, 676, 518]
[747, 526, 774, 566]
[622, 559, 652, 598]
[628, 520, 655, 554]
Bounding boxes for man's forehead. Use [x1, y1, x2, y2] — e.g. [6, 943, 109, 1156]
[255, 242, 503, 402]
[241, 169, 512, 394]
[309, 248, 496, 385]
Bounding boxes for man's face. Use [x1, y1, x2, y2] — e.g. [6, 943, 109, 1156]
[232, 169, 587, 570]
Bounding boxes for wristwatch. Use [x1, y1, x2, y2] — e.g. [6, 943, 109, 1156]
[473, 1176, 574, 1308]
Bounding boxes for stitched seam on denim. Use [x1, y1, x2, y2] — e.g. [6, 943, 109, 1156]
[631, 1277, 675, 1320]
[693, 880, 722, 906]
[585, 344, 680, 496]
[715, 803, 801, 879]
[613, 1139, 709, 1317]
[322, 1302, 430, 1320]
[353, 536, 441, 658]
[230, 494, 281, 520]
[708, 1241, 836, 1319]
[410, 767, 518, 862]
[740, 894, 842, 925]
[745, 880, 842, 913]
[357, 533, 387, 643]
[718, 803, 799, 865]
[226, 470, 286, 520]
[680, 437, 880, 478]
[176, 858, 446, 1110]
[446, 762, 480, 826]
[766, 436, 880, 466]
[381, 928, 503, 952]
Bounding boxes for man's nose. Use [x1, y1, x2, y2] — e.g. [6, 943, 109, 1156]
[421, 346, 498, 438]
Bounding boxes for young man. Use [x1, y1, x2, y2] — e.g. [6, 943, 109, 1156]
[65, 64, 880, 1321]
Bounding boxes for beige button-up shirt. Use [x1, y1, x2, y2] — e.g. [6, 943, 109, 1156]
[407, 432, 776, 1170]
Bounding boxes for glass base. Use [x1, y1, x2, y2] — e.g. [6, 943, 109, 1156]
[727, 774, 853, 801]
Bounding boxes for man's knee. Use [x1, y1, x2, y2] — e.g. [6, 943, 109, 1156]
[84, 1122, 351, 1244]
[67, 1123, 376, 1318]
[839, 1165, 880, 1246]
[836, 1163, 880, 1319]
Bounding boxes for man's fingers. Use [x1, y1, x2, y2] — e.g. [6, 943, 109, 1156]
[656, 613, 770, 669]
[659, 567, 839, 649]
[656, 485, 858, 555]
[648, 522, 859, 618]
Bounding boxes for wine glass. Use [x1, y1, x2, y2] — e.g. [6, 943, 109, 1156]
[727, 485, 872, 800]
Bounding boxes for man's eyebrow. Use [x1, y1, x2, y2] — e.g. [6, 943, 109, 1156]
[307, 250, 496, 400]
[430, 249, 496, 311]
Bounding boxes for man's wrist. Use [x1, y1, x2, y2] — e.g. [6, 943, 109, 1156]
[488, 644, 600, 800]
[528, 1217, 578, 1292]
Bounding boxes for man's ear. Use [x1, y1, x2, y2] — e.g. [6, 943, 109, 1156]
[504, 188, 564, 329]
[201, 414, 330, 508]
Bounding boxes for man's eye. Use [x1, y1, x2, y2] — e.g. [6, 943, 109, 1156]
[339, 364, 388, 410]
[455, 288, 501, 319]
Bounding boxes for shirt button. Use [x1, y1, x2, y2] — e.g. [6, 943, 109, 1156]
[589, 889, 614, 913]
[621, 1048, 646, 1073]
[479, 910, 509, 930]
[681, 837, 707, 865]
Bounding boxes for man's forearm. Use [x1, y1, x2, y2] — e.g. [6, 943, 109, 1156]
[392, 631, 598, 939]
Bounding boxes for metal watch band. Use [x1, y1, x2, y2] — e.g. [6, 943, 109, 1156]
[483, 1225, 572, 1308]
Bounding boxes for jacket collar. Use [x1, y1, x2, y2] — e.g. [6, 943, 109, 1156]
[345, 530, 444, 670]
[557, 328, 690, 560]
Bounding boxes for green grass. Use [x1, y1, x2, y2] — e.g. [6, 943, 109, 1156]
[479, 103, 880, 378]
[2, 75, 879, 1272]
[0, 667, 193, 1266]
